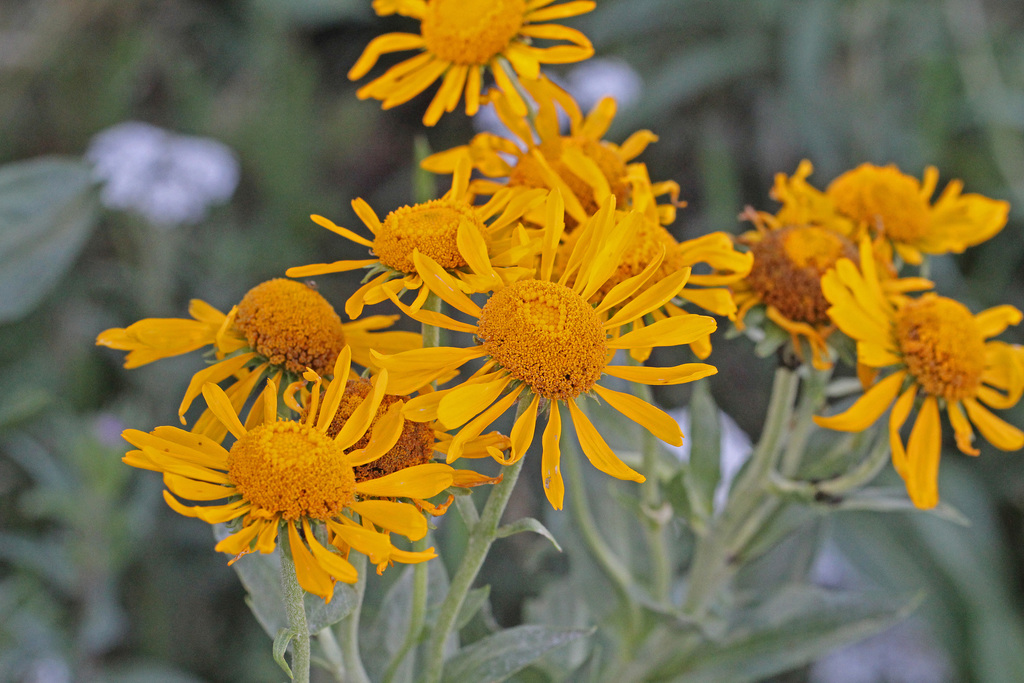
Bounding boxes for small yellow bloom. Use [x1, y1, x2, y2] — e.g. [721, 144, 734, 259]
[97, 278, 420, 440]
[371, 193, 718, 510]
[122, 353, 458, 602]
[826, 162, 1009, 264]
[422, 77, 679, 228]
[815, 239, 1024, 509]
[286, 159, 546, 318]
[350, 0, 595, 125]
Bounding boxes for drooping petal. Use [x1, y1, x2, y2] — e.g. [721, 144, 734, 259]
[814, 370, 907, 432]
[963, 397, 1024, 451]
[541, 402, 564, 510]
[904, 396, 941, 510]
[438, 375, 513, 429]
[593, 384, 682, 446]
[201, 383, 248, 440]
[348, 500, 428, 541]
[287, 522, 336, 601]
[566, 401, 644, 482]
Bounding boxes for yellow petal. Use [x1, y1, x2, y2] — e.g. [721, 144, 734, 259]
[889, 385, 917, 479]
[412, 250, 483, 317]
[814, 370, 906, 432]
[178, 352, 259, 423]
[606, 314, 717, 350]
[310, 214, 375, 248]
[323, 519, 390, 568]
[347, 32, 425, 80]
[541, 402, 565, 510]
[602, 266, 691, 328]
[447, 386, 523, 461]
[371, 345, 488, 395]
[974, 305, 1023, 339]
[566, 401, 644, 482]
[288, 522, 335, 601]
[595, 246, 667, 315]
[438, 375, 512, 429]
[526, 1, 595, 22]
[603, 362, 717, 386]
[347, 402, 406, 467]
[335, 370, 389, 450]
[162, 472, 232, 501]
[905, 396, 941, 510]
[286, 259, 379, 278]
[457, 217, 501, 287]
[963, 397, 1024, 451]
[593, 384, 682, 446]
[947, 401, 979, 456]
[214, 521, 262, 556]
[201, 383, 248, 440]
[389, 546, 438, 564]
[510, 393, 541, 462]
[348, 500, 428, 541]
[355, 462, 455, 499]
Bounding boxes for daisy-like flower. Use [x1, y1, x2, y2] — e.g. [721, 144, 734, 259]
[349, 0, 595, 126]
[96, 278, 419, 440]
[730, 162, 929, 369]
[422, 76, 679, 229]
[121, 351, 464, 601]
[285, 159, 545, 319]
[373, 193, 719, 509]
[814, 239, 1024, 509]
[826, 162, 1009, 265]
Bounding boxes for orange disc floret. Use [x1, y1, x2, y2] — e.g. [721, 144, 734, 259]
[476, 280, 606, 400]
[375, 199, 483, 273]
[744, 226, 858, 325]
[895, 295, 986, 402]
[311, 378, 436, 481]
[227, 421, 356, 521]
[421, 0, 526, 65]
[827, 164, 929, 243]
[235, 279, 346, 375]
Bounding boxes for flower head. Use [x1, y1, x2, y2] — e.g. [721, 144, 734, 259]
[826, 162, 1009, 265]
[349, 0, 595, 125]
[121, 353, 463, 601]
[286, 160, 545, 318]
[815, 239, 1024, 508]
[97, 278, 420, 440]
[371, 193, 718, 509]
[422, 77, 679, 229]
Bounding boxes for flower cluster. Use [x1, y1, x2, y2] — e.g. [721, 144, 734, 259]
[731, 160, 1023, 508]
[98, 1, 1023, 616]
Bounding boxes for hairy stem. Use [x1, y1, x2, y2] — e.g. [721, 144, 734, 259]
[280, 529, 311, 683]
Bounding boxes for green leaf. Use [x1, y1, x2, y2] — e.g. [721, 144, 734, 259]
[229, 542, 287, 638]
[0, 157, 99, 321]
[306, 584, 356, 633]
[637, 585, 919, 682]
[440, 625, 593, 683]
[273, 627, 295, 678]
[687, 380, 721, 521]
[828, 487, 970, 526]
[495, 517, 562, 552]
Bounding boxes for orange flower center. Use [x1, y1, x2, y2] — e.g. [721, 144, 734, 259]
[235, 279, 347, 375]
[895, 295, 986, 401]
[228, 421, 355, 521]
[421, 0, 526, 65]
[307, 378, 435, 482]
[744, 226, 857, 325]
[375, 198, 484, 274]
[827, 165, 929, 243]
[476, 280, 606, 400]
[508, 138, 630, 223]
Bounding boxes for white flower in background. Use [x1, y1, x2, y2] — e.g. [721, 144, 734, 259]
[563, 57, 643, 112]
[86, 121, 239, 227]
[665, 406, 752, 513]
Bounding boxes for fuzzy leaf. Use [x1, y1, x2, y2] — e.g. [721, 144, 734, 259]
[495, 517, 562, 552]
[441, 625, 593, 683]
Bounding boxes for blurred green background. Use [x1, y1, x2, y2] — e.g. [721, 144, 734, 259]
[2, 0, 1023, 681]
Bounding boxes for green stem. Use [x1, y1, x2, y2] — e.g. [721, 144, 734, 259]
[421, 292, 442, 350]
[628, 366, 672, 602]
[420, 401, 530, 683]
[778, 366, 832, 477]
[682, 367, 800, 618]
[383, 537, 431, 683]
[338, 553, 371, 683]
[280, 529, 311, 683]
[562, 410, 641, 627]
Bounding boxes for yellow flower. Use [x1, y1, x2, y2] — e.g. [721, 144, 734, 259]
[815, 239, 1024, 509]
[422, 76, 679, 228]
[121, 352, 461, 602]
[97, 278, 420, 440]
[826, 162, 1009, 265]
[372, 193, 718, 510]
[286, 159, 546, 319]
[349, 0, 595, 126]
